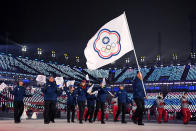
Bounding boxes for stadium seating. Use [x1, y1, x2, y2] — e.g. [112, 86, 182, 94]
[116, 68, 149, 83]
[186, 65, 196, 80]
[84, 69, 109, 79]
[0, 54, 196, 82]
[164, 92, 196, 112]
[147, 66, 185, 82]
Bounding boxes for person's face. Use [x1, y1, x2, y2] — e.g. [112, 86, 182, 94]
[81, 82, 86, 86]
[70, 87, 74, 92]
[160, 93, 163, 98]
[49, 77, 54, 82]
[137, 72, 143, 80]
[120, 86, 124, 90]
[184, 94, 187, 97]
[100, 83, 104, 88]
[19, 81, 23, 86]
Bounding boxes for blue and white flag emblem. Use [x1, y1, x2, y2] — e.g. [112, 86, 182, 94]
[84, 13, 134, 70]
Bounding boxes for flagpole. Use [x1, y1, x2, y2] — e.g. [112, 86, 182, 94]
[123, 12, 147, 97]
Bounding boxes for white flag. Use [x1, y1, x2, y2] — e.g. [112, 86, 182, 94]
[84, 12, 134, 70]
[0, 82, 8, 92]
[66, 80, 75, 87]
[31, 112, 37, 119]
[87, 84, 94, 93]
[55, 77, 64, 87]
[86, 74, 90, 81]
[36, 75, 46, 83]
[31, 87, 36, 94]
[92, 91, 98, 95]
[21, 107, 28, 120]
[102, 78, 106, 87]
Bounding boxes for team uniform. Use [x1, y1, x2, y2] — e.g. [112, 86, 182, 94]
[93, 86, 108, 124]
[42, 81, 62, 124]
[132, 77, 145, 125]
[75, 85, 87, 123]
[85, 93, 96, 123]
[11, 85, 31, 123]
[64, 87, 77, 123]
[114, 89, 130, 123]
[156, 96, 167, 123]
[181, 95, 191, 124]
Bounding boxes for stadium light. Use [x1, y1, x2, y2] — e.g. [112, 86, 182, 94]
[141, 56, 145, 62]
[22, 45, 27, 52]
[64, 53, 69, 60]
[37, 48, 42, 55]
[51, 50, 56, 58]
[191, 52, 196, 59]
[156, 55, 160, 61]
[76, 56, 80, 63]
[173, 53, 178, 60]
[125, 58, 130, 63]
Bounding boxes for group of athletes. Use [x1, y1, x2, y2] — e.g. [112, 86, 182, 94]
[9, 71, 192, 125]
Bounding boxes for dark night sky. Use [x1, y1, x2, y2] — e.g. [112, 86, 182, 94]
[0, 0, 196, 66]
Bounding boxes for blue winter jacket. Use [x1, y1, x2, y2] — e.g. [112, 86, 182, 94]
[12, 86, 28, 102]
[115, 89, 130, 104]
[86, 93, 96, 106]
[64, 87, 77, 105]
[93, 86, 108, 102]
[75, 86, 87, 102]
[42, 81, 61, 101]
[133, 77, 145, 100]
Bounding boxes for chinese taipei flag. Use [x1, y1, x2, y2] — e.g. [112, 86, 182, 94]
[84, 12, 134, 70]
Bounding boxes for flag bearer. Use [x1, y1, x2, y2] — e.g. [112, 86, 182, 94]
[132, 71, 146, 126]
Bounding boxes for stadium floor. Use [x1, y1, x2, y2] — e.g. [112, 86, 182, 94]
[0, 120, 195, 131]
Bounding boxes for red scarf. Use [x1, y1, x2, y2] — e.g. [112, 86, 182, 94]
[81, 86, 86, 89]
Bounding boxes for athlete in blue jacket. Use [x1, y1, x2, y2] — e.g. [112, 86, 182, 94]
[42, 76, 62, 124]
[85, 83, 96, 123]
[114, 85, 130, 123]
[93, 83, 108, 124]
[64, 85, 77, 123]
[132, 71, 146, 126]
[75, 80, 87, 124]
[11, 80, 32, 123]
